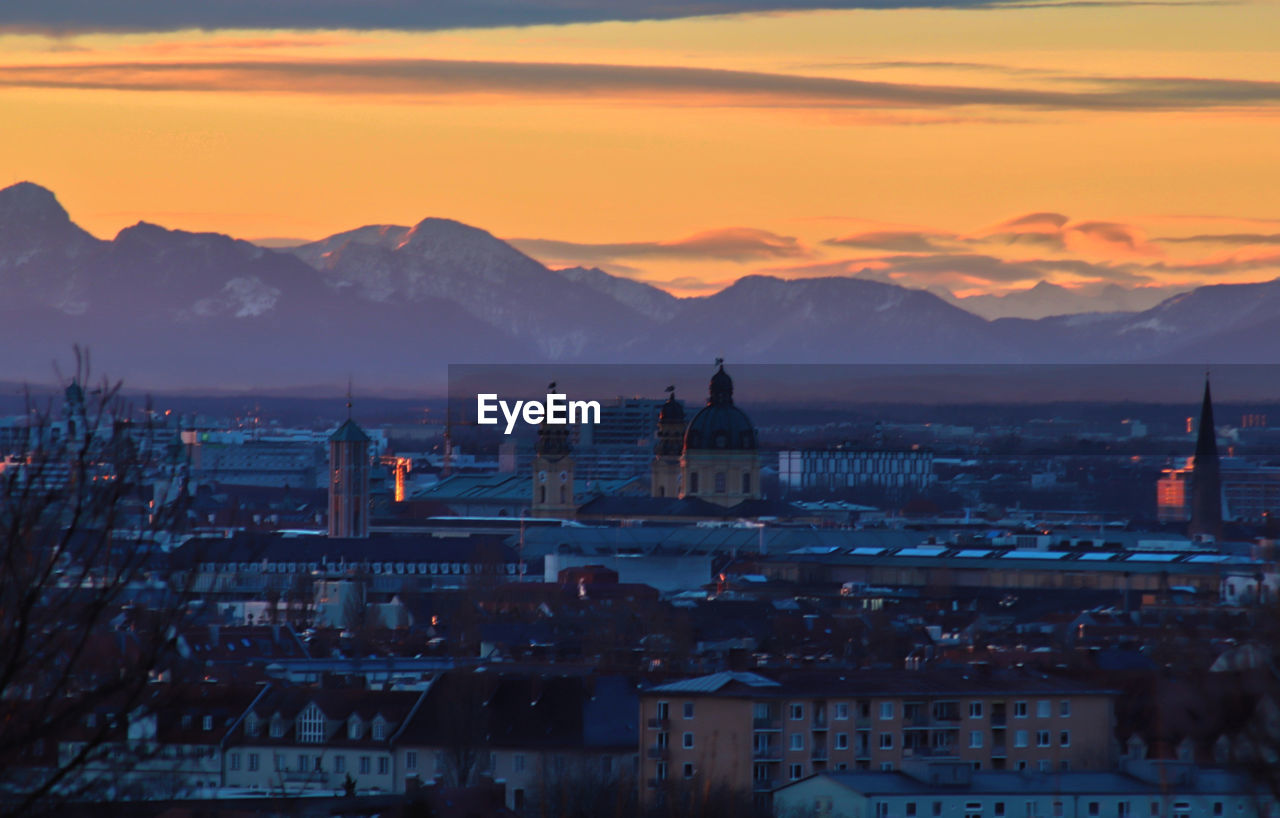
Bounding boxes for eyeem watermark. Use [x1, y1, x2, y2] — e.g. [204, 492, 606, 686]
[476, 392, 601, 434]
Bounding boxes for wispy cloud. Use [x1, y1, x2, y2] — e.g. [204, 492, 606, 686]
[1158, 233, 1280, 245]
[0, 58, 1277, 113]
[510, 227, 811, 265]
[0, 0, 1226, 36]
[825, 230, 959, 253]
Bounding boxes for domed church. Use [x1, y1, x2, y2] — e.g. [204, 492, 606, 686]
[665, 361, 762, 508]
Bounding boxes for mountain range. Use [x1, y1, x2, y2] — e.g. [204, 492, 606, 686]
[1, 181, 1278, 392]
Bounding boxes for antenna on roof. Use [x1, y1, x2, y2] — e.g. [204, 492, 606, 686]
[666, 384, 675, 395]
[714, 357, 724, 368]
[346, 377, 353, 420]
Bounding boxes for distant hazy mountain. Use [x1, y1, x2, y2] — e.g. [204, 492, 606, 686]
[1, 181, 1278, 391]
[948, 280, 1184, 321]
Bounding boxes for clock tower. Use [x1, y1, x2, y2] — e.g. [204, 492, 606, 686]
[531, 383, 577, 518]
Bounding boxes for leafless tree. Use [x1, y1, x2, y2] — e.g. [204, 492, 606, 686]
[0, 348, 196, 817]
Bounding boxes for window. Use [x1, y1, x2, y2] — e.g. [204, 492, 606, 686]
[1037, 731, 1051, 748]
[274, 754, 285, 772]
[1214, 805, 1224, 817]
[1015, 731, 1028, 748]
[1060, 701, 1071, 718]
[202, 715, 213, 731]
[1149, 803, 1159, 818]
[299, 705, 325, 744]
[657, 762, 668, 781]
[836, 733, 849, 750]
[514, 754, 526, 773]
[1014, 702, 1028, 719]
[348, 717, 362, 740]
[1053, 802, 1064, 818]
[684, 702, 695, 720]
[270, 718, 285, 738]
[742, 473, 752, 494]
[790, 763, 804, 781]
[406, 751, 418, 770]
[372, 719, 386, 741]
[880, 733, 894, 750]
[881, 762, 894, 771]
[248, 753, 259, 772]
[359, 756, 371, 774]
[314, 755, 323, 771]
[791, 703, 805, 721]
[689, 473, 699, 493]
[378, 757, 389, 775]
[230, 753, 241, 771]
[245, 714, 259, 738]
[678, 761, 694, 779]
[1025, 802, 1037, 817]
[996, 804, 1006, 817]
[715, 472, 727, 493]
[1037, 701, 1051, 718]
[970, 731, 984, 748]
[880, 702, 895, 720]
[335, 756, 346, 773]
[1089, 804, 1100, 817]
[792, 734, 805, 751]
[657, 732, 670, 749]
[656, 701, 670, 720]
[1039, 760, 1051, 773]
[908, 803, 918, 817]
[878, 804, 891, 818]
[1118, 803, 1132, 818]
[934, 803, 943, 817]
[970, 702, 984, 719]
[835, 703, 850, 720]
[965, 803, 983, 818]
[683, 733, 694, 749]
[1059, 731, 1070, 747]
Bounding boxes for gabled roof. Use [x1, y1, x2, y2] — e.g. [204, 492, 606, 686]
[649, 671, 781, 694]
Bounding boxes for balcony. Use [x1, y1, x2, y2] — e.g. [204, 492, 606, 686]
[812, 717, 829, 731]
[991, 715, 1007, 727]
[991, 744, 1007, 758]
[753, 778, 777, 792]
[753, 717, 781, 731]
[752, 747, 782, 762]
[812, 748, 829, 761]
[647, 717, 670, 730]
[647, 747, 670, 760]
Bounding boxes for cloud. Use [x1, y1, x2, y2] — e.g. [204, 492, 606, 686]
[974, 212, 1160, 256]
[0, 58, 1278, 113]
[825, 230, 959, 253]
[510, 227, 811, 265]
[1158, 233, 1280, 245]
[0, 0, 1222, 36]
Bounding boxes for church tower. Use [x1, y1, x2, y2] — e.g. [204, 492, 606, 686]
[531, 383, 576, 518]
[64, 378, 87, 452]
[329, 407, 372, 539]
[651, 386, 685, 498]
[1189, 375, 1223, 540]
[681, 361, 761, 508]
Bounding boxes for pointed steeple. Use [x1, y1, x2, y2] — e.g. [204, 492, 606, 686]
[1194, 375, 1218, 464]
[1189, 374, 1223, 540]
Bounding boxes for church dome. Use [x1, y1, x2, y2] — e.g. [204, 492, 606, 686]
[683, 364, 757, 451]
[659, 391, 685, 424]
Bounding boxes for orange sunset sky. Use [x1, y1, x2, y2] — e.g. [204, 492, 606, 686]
[1, 1, 1278, 302]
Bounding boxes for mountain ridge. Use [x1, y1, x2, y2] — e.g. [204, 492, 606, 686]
[1, 182, 1277, 389]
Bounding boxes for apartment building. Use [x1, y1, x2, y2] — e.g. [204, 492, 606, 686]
[638, 671, 1117, 807]
[773, 761, 1268, 818]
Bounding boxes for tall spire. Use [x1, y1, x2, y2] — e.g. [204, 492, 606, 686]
[1189, 373, 1223, 540]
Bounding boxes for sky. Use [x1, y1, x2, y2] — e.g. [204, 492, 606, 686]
[1, 0, 1278, 303]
